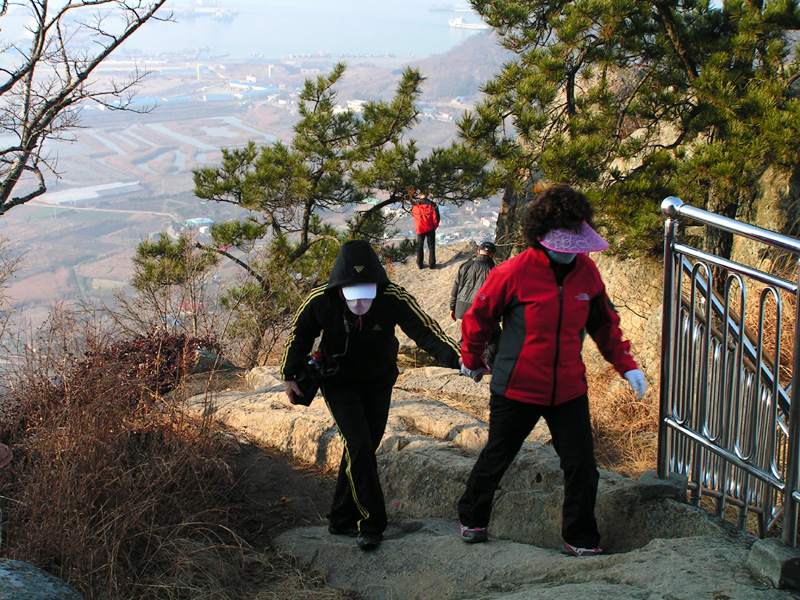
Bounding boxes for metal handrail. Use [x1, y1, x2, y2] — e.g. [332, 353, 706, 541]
[662, 197, 800, 254]
[660, 196, 800, 545]
[677, 255, 793, 420]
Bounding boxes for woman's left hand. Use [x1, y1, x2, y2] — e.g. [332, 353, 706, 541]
[623, 369, 647, 399]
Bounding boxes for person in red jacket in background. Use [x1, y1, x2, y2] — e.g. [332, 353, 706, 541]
[411, 192, 440, 269]
[456, 184, 647, 556]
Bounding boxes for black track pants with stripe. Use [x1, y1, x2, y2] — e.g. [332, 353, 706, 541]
[324, 378, 394, 535]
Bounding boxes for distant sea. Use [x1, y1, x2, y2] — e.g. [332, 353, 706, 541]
[3, 0, 490, 62]
[146, 0, 489, 60]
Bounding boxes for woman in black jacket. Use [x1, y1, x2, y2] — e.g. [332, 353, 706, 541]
[280, 240, 461, 550]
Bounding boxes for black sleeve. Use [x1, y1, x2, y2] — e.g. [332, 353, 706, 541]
[386, 283, 460, 368]
[450, 262, 465, 311]
[279, 288, 324, 381]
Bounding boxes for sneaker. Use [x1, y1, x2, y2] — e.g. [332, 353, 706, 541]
[459, 522, 488, 543]
[356, 532, 383, 550]
[328, 524, 358, 537]
[562, 540, 603, 556]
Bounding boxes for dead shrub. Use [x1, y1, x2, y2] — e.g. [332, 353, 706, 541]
[0, 330, 245, 599]
[590, 368, 659, 478]
[0, 319, 252, 599]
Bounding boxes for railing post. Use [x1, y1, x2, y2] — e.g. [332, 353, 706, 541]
[659, 197, 681, 478]
[782, 258, 800, 546]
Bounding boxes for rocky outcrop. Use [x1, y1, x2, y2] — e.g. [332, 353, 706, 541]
[214, 365, 724, 551]
[277, 523, 782, 600]
[732, 165, 800, 272]
[0, 559, 84, 600]
[185, 363, 800, 600]
[185, 242, 800, 599]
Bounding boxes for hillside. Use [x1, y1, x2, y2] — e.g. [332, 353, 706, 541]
[335, 32, 509, 102]
[2, 33, 507, 332]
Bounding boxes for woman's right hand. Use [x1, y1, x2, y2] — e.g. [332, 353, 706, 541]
[283, 380, 302, 404]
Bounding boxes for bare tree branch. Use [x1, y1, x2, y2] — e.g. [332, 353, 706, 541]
[0, 0, 171, 216]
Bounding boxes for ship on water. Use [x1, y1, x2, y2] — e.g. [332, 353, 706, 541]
[448, 17, 490, 30]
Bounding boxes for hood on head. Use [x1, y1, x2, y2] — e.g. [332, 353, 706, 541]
[328, 240, 389, 291]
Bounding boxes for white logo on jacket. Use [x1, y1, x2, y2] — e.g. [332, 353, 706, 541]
[575, 293, 590, 301]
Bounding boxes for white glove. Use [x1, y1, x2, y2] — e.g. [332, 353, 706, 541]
[624, 369, 647, 399]
[460, 360, 490, 382]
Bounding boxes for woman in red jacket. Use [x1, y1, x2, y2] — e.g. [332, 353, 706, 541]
[456, 184, 647, 556]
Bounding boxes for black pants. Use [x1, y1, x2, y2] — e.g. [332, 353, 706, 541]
[324, 378, 394, 536]
[457, 393, 600, 548]
[416, 230, 436, 268]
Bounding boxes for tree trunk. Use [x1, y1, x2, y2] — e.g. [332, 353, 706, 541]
[704, 190, 737, 294]
[494, 181, 540, 260]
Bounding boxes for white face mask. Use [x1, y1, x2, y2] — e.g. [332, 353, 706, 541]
[346, 298, 373, 315]
[546, 249, 577, 264]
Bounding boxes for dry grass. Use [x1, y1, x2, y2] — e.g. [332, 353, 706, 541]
[590, 368, 659, 478]
[0, 324, 351, 600]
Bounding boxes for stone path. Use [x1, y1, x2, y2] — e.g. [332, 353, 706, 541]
[185, 365, 800, 600]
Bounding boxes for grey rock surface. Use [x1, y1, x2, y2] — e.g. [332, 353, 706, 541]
[277, 520, 790, 600]
[185, 365, 800, 599]
[0, 559, 84, 600]
[185, 244, 800, 599]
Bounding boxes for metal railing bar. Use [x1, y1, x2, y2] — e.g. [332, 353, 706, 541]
[661, 197, 799, 541]
[680, 256, 793, 416]
[675, 244, 798, 293]
[664, 418, 786, 491]
[663, 196, 800, 255]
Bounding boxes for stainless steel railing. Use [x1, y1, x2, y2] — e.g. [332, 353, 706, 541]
[660, 196, 800, 545]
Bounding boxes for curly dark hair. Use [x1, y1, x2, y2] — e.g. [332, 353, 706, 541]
[523, 184, 596, 248]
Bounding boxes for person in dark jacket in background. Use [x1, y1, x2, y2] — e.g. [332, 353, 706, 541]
[449, 240, 500, 366]
[280, 240, 461, 550]
[456, 184, 647, 556]
[411, 192, 440, 269]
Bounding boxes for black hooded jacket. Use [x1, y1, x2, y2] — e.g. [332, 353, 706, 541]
[280, 240, 460, 385]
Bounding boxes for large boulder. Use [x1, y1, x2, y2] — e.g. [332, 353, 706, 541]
[193, 365, 731, 553]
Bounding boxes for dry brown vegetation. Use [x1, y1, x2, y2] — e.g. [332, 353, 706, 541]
[0, 320, 351, 600]
[589, 368, 659, 478]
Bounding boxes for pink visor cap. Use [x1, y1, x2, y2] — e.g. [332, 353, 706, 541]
[539, 222, 609, 253]
[341, 283, 377, 300]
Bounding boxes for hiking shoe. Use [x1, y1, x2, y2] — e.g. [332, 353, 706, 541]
[562, 540, 603, 556]
[356, 532, 383, 550]
[459, 522, 488, 543]
[328, 524, 358, 537]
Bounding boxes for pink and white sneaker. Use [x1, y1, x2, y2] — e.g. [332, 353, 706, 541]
[459, 522, 488, 543]
[562, 540, 603, 556]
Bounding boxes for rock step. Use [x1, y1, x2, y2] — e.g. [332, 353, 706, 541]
[192, 366, 730, 552]
[276, 519, 780, 600]
[188, 365, 798, 599]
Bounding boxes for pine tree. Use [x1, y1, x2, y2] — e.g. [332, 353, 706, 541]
[192, 63, 495, 278]
[135, 65, 496, 365]
[462, 0, 800, 257]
